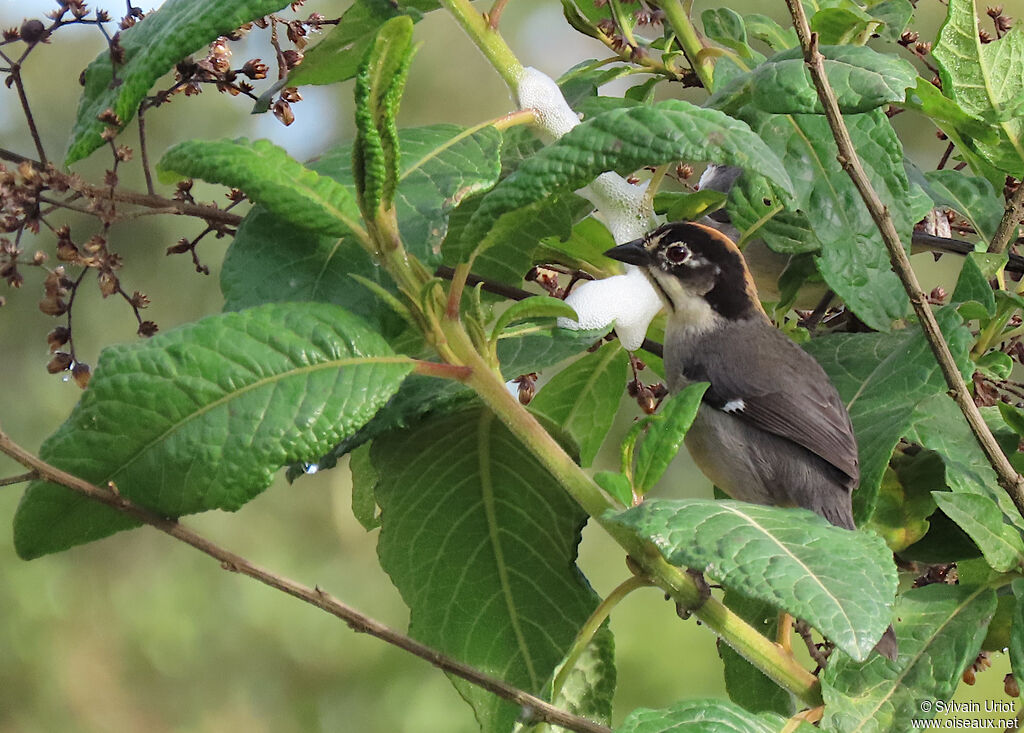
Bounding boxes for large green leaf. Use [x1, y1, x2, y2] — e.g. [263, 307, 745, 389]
[931, 492, 1024, 572]
[286, 0, 437, 87]
[609, 499, 897, 661]
[933, 0, 1024, 176]
[445, 100, 793, 264]
[708, 46, 917, 115]
[373, 408, 598, 731]
[221, 125, 502, 318]
[546, 624, 616, 728]
[159, 138, 364, 238]
[726, 109, 931, 331]
[14, 303, 412, 559]
[529, 342, 628, 467]
[617, 697, 798, 732]
[66, 0, 290, 164]
[821, 583, 998, 733]
[497, 323, 611, 378]
[803, 307, 973, 520]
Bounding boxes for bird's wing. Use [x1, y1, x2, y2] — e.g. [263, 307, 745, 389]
[690, 323, 859, 483]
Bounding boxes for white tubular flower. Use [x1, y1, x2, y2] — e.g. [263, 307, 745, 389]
[559, 268, 663, 351]
[515, 67, 582, 139]
[514, 68, 664, 350]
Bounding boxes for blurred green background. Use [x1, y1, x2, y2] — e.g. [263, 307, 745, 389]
[0, 1, 1014, 731]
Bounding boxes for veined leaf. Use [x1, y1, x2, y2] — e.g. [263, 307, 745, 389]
[530, 342, 628, 467]
[633, 383, 709, 495]
[158, 138, 364, 238]
[931, 492, 1024, 572]
[933, 0, 1024, 176]
[804, 307, 973, 521]
[446, 100, 792, 265]
[221, 124, 502, 324]
[707, 46, 917, 115]
[373, 408, 598, 731]
[609, 499, 898, 661]
[822, 583, 997, 733]
[920, 170, 1003, 242]
[66, 0, 289, 164]
[14, 303, 412, 558]
[491, 296, 578, 341]
[618, 698, 794, 733]
[286, 0, 437, 87]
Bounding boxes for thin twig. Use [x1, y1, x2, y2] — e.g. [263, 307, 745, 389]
[0, 428, 609, 733]
[8, 67, 47, 165]
[137, 105, 155, 196]
[784, 0, 1024, 518]
[0, 470, 37, 487]
[989, 182, 1024, 255]
[0, 149, 244, 227]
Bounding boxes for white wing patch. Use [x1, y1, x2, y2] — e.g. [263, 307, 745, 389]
[722, 399, 745, 414]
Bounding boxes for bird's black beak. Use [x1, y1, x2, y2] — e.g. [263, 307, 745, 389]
[604, 238, 651, 267]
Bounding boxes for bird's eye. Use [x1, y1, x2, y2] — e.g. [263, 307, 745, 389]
[664, 244, 690, 264]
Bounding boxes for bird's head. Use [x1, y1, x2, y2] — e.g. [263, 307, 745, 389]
[604, 221, 765, 322]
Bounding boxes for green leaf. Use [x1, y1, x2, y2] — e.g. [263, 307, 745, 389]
[727, 109, 930, 331]
[354, 15, 415, 214]
[719, 591, 794, 717]
[708, 46, 917, 115]
[921, 170, 1003, 242]
[701, 8, 765, 65]
[870, 0, 914, 43]
[745, 14, 799, 50]
[633, 383, 710, 495]
[349, 443, 381, 531]
[933, 0, 1024, 176]
[497, 324, 611, 378]
[821, 583, 998, 733]
[653, 190, 728, 221]
[976, 351, 1013, 381]
[66, 0, 289, 164]
[617, 698, 790, 733]
[950, 252, 998, 317]
[536, 215, 620, 276]
[491, 296, 578, 341]
[1011, 579, 1024, 692]
[931, 492, 1024, 572]
[804, 307, 973, 520]
[373, 408, 599, 731]
[609, 499, 897, 661]
[810, 6, 874, 45]
[530, 342, 628, 467]
[159, 137, 365, 238]
[594, 470, 633, 506]
[286, 0, 435, 87]
[447, 100, 793, 264]
[14, 303, 412, 559]
[908, 395, 1024, 537]
[447, 192, 592, 289]
[863, 457, 938, 553]
[221, 124, 503, 319]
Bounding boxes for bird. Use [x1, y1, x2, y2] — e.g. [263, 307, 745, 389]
[604, 220, 898, 659]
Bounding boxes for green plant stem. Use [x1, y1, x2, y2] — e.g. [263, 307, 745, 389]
[972, 303, 1016, 359]
[550, 575, 654, 702]
[650, 0, 714, 89]
[438, 0, 525, 90]
[441, 319, 823, 707]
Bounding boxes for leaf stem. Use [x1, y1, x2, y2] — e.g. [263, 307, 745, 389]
[649, 0, 714, 89]
[438, 0, 525, 90]
[0, 427, 610, 733]
[783, 0, 1024, 520]
[550, 575, 653, 702]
